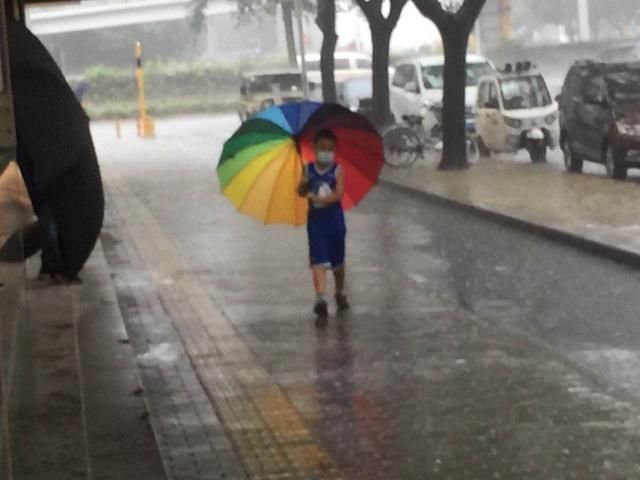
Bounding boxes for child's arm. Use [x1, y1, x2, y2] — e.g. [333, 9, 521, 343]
[310, 167, 345, 205]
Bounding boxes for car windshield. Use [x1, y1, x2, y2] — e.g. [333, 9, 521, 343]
[606, 73, 640, 103]
[500, 75, 552, 110]
[248, 74, 302, 93]
[422, 62, 494, 89]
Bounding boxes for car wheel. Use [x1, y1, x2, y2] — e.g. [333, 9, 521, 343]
[563, 137, 583, 173]
[478, 136, 491, 157]
[466, 136, 480, 164]
[605, 145, 627, 180]
[382, 125, 421, 168]
[528, 141, 547, 163]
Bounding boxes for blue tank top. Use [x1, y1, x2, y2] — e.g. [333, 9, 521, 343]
[307, 163, 345, 230]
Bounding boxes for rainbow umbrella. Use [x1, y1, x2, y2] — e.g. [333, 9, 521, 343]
[217, 101, 383, 226]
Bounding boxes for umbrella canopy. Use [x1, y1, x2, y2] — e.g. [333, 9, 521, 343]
[6, 18, 104, 280]
[217, 102, 383, 226]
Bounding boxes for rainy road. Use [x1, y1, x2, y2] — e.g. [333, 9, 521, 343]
[96, 115, 640, 479]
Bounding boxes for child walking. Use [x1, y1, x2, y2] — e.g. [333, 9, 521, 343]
[298, 129, 350, 318]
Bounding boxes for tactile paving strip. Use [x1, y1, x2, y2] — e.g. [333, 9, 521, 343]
[103, 171, 346, 480]
[103, 206, 248, 480]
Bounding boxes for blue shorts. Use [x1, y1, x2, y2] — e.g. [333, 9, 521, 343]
[308, 223, 346, 269]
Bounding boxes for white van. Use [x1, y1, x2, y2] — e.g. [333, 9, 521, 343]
[390, 54, 495, 131]
[304, 51, 372, 83]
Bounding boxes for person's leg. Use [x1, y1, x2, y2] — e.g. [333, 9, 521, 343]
[331, 230, 349, 311]
[37, 203, 63, 277]
[312, 266, 329, 317]
[312, 266, 328, 298]
[333, 265, 345, 295]
[333, 265, 350, 311]
[308, 223, 330, 317]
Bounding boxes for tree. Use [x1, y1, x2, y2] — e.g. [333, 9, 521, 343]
[412, 0, 487, 170]
[353, 0, 409, 127]
[278, 1, 298, 68]
[188, 0, 314, 68]
[316, 0, 338, 102]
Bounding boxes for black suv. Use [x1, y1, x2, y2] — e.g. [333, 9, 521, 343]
[558, 61, 640, 180]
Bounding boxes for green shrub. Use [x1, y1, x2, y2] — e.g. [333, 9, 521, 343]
[82, 57, 289, 104]
[84, 95, 238, 120]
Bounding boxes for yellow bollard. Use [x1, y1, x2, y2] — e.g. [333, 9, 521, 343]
[499, 0, 513, 41]
[115, 120, 121, 139]
[135, 41, 155, 139]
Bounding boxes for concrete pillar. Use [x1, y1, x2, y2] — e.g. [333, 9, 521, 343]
[499, 0, 512, 41]
[295, 0, 309, 99]
[577, 0, 591, 42]
[474, 20, 483, 55]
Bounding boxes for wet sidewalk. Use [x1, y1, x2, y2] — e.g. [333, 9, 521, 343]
[381, 155, 640, 261]
[89, 115, 640, 479]
[0, 162, 167, 479]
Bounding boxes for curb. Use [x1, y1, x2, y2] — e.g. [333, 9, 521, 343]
[380, 176, 640, 271]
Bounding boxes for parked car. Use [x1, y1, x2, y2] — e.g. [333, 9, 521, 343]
[336, 75, 372, 112]
[597, 43, 640, 63]
[356, 97, 374, 123]
[558, 60, 640, 179]
[475, 63, 559, 162]
[390, 54, 495, 133]
[237, 70, 319, 121]
[305, 51, 372, 83]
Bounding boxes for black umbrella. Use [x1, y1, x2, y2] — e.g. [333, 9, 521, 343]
[2, 19, 104, 280]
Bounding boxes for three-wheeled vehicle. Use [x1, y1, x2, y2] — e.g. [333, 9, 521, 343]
[238, 70, 319, 121]
[474, 62, 560, 162]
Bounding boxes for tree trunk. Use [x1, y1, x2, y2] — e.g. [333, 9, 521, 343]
[317, 0, 338, 102]
[370, 24, 392, 128]
[439, 23, 470, 170]
[282, 1, 298, 68]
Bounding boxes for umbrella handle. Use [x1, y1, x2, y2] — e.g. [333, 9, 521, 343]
[294, 137, 309, 177]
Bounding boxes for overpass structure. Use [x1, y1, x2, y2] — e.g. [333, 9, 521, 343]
[26, 0, 236, 35]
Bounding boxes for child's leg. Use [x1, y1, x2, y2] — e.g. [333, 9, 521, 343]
[308, 223, 332, 317]
[312, 266, 328, 298]
[308, 224, 329, 304]
[312, 266, 329, 317]
[333, 266, 345, 295]
[330, 230, 349, 310]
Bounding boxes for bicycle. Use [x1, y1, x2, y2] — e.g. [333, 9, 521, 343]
[382, 107, 479, 168]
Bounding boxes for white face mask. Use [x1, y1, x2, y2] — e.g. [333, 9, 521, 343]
[316, 151, 335, 168]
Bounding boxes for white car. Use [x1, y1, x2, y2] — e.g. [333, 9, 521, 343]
[304, 51, 372, 83]
[474, 67, 560, 163]
[336, 75, 372, 112]
[390, 54, 495, 131]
